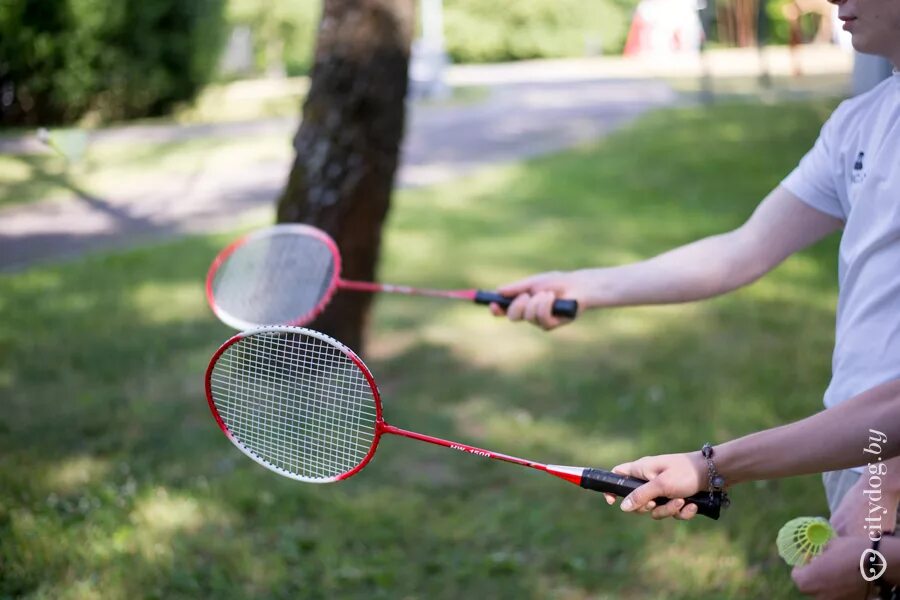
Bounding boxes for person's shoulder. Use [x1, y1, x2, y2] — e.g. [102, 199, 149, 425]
[827, 77, 895, 127]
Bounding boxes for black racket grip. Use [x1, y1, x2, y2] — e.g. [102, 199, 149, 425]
[474, 290, 578, 319]
[580, 468, 723, 520]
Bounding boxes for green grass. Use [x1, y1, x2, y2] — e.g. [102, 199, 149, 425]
[0, 98, 841, 599]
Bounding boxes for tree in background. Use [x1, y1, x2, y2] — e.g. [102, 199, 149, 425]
[715, 0, 760, 47]
[276, 0, 414, 352]
[0, 0, 226, 126]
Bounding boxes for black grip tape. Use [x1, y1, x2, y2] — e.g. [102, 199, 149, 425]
[474, 290, 578, 319]
[579, 468, 723, 520]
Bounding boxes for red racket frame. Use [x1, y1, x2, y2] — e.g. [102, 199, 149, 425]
[205, 224, 578, 330]
[204, 327, 582, 485]
[206, 225, 488, 330]
[204, 327, 724, 519]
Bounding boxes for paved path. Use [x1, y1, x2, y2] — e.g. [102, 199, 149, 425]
[0, 78, 675, 270]
[0, 45, 852, 271]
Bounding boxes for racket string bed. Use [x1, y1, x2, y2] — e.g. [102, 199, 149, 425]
[212, 231, 336, 327]
[209, 330, 378, 481]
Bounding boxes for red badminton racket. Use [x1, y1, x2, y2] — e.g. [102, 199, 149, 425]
[204, 326, 725, 519]
[205, 224, 578, 330]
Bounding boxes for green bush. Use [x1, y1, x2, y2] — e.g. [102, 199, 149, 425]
[0, 0, 226, 126]
[443, 0, 635, 62]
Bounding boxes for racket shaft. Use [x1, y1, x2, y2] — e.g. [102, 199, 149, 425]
[473, 290, 578, 319]
[385, 425, 721, 520]
[339, 279, 472, 300]
[579, 468, 723, 520]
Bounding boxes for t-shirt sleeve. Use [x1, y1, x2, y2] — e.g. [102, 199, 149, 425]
[780, 110, 846, 220]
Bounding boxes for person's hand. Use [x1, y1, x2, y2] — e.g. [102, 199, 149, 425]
[606, 452, 707, 520]
[490, 270, 589, 330]
[831, 472, 898, 537]
[791, 536, 872, 599]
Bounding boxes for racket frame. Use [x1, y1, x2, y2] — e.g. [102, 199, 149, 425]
[206, 224, 344, 331]
[205, 326, 721, 518]
[206, 225, 577, 330]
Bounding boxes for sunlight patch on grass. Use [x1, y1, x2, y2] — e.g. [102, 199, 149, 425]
[44, 455, 111, 493]
[643, 529, 752, 594]
[37, 579, 110, 600]
[125, 488, 231, 564]
[132, 489, 207, 533]
[418, 310, 549, 373]
[128, 281, 208, 324]
[410, 301, 717, 378]
[0, 154, 35, 180]
[451, 396, 637, 466]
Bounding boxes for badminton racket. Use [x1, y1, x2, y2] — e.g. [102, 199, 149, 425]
[205, 224, 579, 330]
[204, 326, 725, 519]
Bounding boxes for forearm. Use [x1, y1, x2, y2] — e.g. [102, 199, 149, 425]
[715, 379, 900, 485]
[579, 228, 767, 308]
[579, 187, 842, 309]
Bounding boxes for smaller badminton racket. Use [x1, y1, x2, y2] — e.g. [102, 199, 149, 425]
[206, 224, 579, 330]
[776, 516, 835, 566]
[205, 326, 725, 520]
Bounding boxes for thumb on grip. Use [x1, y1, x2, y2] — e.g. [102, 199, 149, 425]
[579, 468, 723, 520]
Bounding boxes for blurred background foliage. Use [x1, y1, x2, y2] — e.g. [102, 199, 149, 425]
[224, 0, 320, 78]
[0, 0, 827, 127]
[0, 0, 227, 126]
[441, 0, 631, 63]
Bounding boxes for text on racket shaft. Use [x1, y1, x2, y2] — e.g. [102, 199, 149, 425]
[451, 444, 490, 458]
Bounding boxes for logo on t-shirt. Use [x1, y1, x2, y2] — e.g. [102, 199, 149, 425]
[851, 151, 867, 184]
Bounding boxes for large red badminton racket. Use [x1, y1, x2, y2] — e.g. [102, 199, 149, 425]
[205, 224, 578, 330]
[204, 326, 725, 519]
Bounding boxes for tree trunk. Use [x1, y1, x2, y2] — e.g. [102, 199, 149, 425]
[276, 0, 414, 353]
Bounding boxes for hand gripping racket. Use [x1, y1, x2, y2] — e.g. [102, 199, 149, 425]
[205, 224, 579, 330]
[204, 326, 725, 519]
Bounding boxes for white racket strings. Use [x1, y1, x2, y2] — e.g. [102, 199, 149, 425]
[208, 330, 378, 481]
[212, 231, 336, 326]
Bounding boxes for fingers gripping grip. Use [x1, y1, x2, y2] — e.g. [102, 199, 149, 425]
[474, 290, 578, 319]
[580, 468, 724, 520]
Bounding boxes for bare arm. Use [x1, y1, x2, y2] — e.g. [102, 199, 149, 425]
[612, 378, 900, 518]
[713, 379, 900, 485]
[495, 186, 843, 328]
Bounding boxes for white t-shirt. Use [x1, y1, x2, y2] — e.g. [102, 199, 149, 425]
[782, 70, 900, 409]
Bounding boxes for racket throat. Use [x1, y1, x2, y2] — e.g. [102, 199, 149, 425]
[544, 464, 586, 486]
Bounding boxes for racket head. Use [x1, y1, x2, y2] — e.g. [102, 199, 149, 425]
[205, 326, 383, 483]
[206, 224, 342, 330]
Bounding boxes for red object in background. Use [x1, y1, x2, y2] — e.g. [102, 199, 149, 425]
[624, 11, 650, 56]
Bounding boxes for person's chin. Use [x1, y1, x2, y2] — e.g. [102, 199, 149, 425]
[850, 36, 872, 54]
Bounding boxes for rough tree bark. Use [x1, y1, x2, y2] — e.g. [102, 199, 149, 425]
[276, 0, 414, 352]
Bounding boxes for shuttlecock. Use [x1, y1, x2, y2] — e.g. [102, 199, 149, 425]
[776, 516, 835, 566]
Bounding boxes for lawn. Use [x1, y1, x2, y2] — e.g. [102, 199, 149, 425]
[0, 98, 841, 599]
